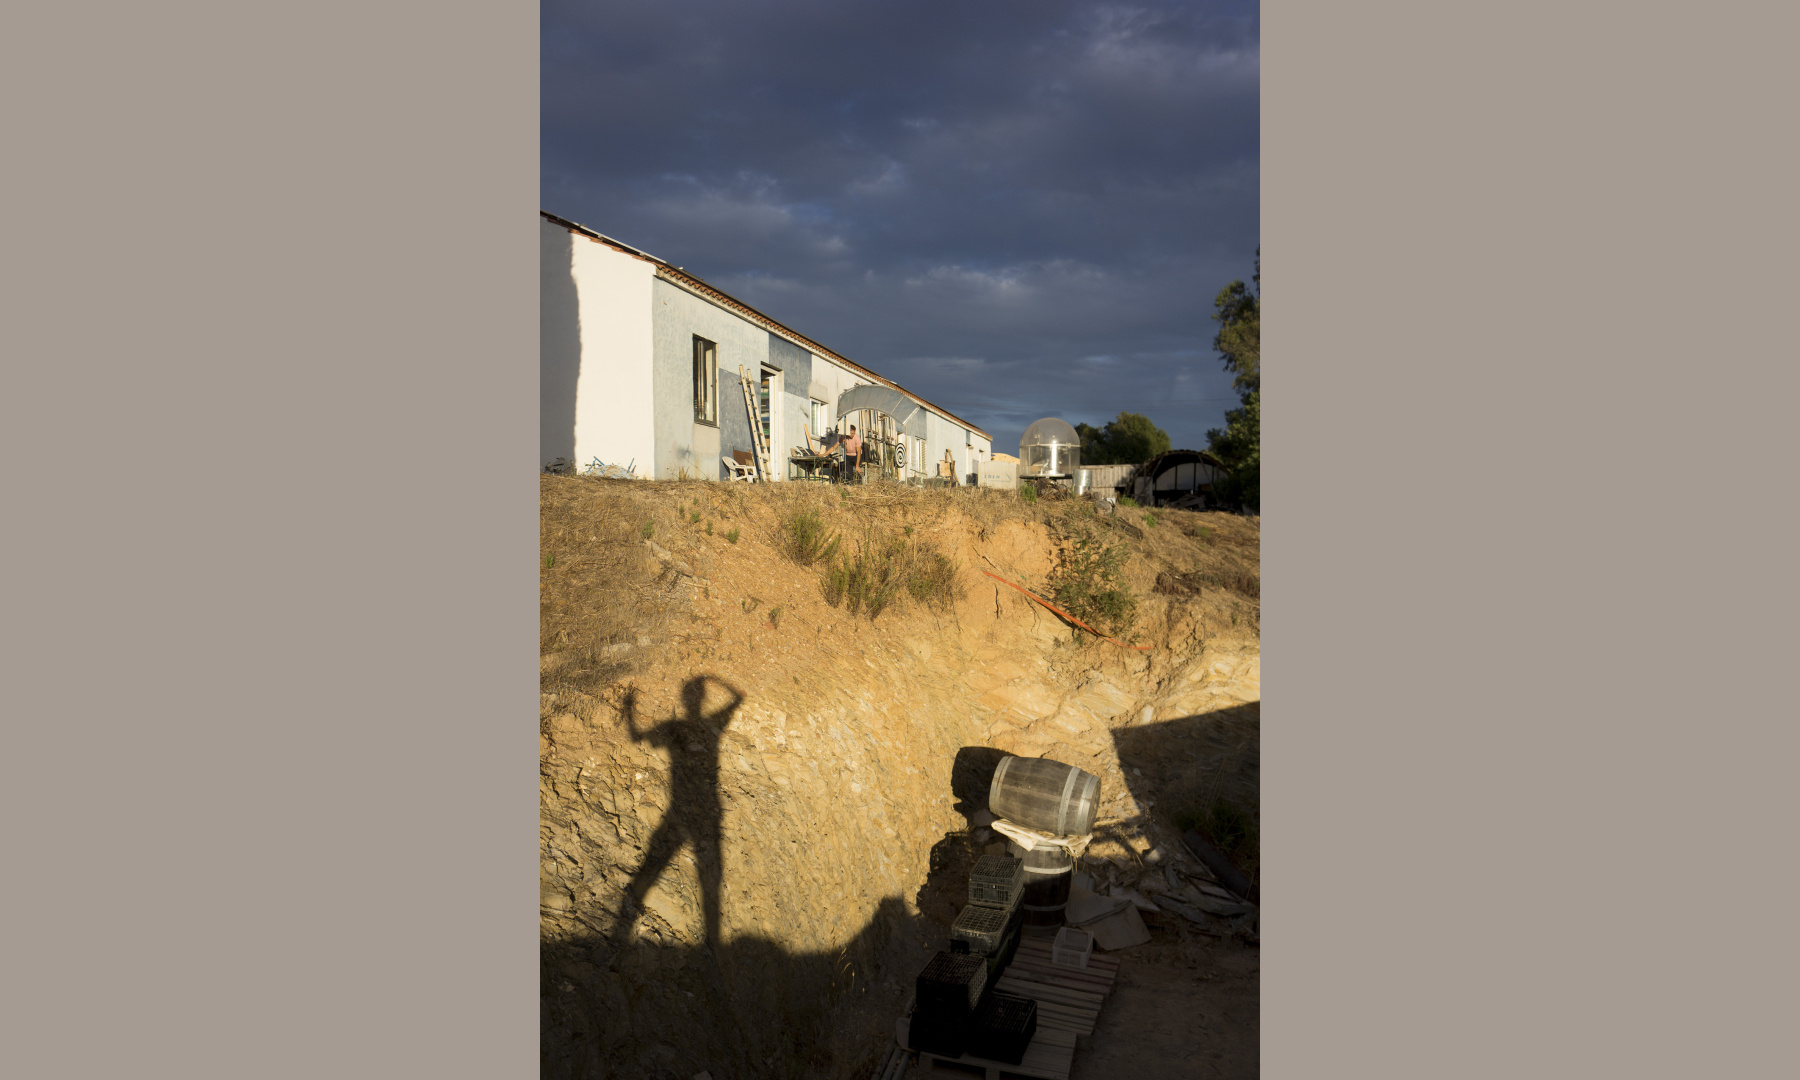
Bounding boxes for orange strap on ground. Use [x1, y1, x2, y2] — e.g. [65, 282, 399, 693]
[978, 569, 1152, 650]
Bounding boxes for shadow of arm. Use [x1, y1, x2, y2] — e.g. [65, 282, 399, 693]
[621, 688, 650, 743]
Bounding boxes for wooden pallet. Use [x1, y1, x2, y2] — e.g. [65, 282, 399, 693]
[897, 1015, 1077, 1080]
[991, 940, 1119, 1037]
[896, 939, 1119, 1080]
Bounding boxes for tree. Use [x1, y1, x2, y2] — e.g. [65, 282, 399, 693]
[1075, 422, 1108, 463]
[1078, 412, 1171, 465]
[1212, 249, 1259, 394]
[1100, 412, 1172, 464]
[1206, 391, 1258, 512]
[1206, 251, 1260, 511]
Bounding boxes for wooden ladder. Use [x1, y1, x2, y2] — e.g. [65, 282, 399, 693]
[738, 366, 772, 482]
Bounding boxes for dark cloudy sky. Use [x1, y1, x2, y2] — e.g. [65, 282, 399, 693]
[542, 1, 1259, 455]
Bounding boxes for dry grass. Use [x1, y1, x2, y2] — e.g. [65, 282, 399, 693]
[539, 476, 680, 714]
[539, 475, 1261, 682]
[771, 480, 1259, 632]
[788, 507, 965, 621]
[829, 480, 1054, 533]
[810, 481, 1260, 639]
[1118, 505, 1261, 632]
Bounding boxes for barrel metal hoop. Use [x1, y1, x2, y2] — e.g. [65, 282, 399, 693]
[1056, 764, 1082, 834]
[990, 756, 1012, 806]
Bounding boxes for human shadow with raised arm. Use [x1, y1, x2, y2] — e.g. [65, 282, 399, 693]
[613, 675, 744, 950]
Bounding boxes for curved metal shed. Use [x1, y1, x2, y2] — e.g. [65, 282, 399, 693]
[1124, 448, 1231, 506]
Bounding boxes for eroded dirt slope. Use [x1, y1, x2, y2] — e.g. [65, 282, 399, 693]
[539, 477, 1260, 1080]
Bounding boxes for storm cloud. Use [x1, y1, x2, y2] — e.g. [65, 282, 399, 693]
[543, 0, 1259, 453]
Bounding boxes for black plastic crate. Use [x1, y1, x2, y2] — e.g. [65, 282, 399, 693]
[950, 899, 1023, 956]
[984, 913, 1023, 981]
[968, 993, 1038, 1066]
[950, 920, 1020, 982]
[908, 1008, 971, 1059]
[915, 951, 988, 1019]
[968, 854, 1024, 909]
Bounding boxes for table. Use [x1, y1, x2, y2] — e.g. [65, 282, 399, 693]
[788, 453, 840, 482]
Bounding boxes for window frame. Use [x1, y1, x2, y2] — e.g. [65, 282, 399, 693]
[692, 335, 718, 426]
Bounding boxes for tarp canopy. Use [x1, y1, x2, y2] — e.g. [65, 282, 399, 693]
[836, 384, 928, 437]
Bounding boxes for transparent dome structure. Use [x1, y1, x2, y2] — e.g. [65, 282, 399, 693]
[1019, 417, 1080, 477]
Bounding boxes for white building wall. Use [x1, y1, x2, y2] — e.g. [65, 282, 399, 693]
[542, 219, 656, 474]
[808, 355, 863, 434]
[571, 233, 656, 474]
[545, 214, 989, 483]
[970, 431, 991, 481]
[768, 336, 812, 472]
[541, 224, 581, 471]
[923, 412, 955, 480]
[651, 278, 771, 479]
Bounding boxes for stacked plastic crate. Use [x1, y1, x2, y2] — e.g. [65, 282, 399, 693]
[909, 852, 1039, 1065]
[908, 950, 989, 1059]
[953, 854, 1026, 975]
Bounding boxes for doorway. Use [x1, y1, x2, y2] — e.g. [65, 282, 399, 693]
[758, 366, 783, 478]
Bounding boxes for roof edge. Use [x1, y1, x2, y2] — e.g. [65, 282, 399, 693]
[1130, 448, 1233, 477]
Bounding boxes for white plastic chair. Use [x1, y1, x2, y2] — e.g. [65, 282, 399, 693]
[726, 449, 757, 482]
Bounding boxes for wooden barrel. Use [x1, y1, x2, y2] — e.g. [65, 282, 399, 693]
[1006, 841, 1073, 927]
[988, 756, 1101, 837]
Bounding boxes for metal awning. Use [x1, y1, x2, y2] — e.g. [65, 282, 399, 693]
[836, 384, 928, 438]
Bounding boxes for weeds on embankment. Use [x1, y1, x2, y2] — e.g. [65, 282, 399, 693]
[781, 508, 842, 567]
[783, 510, 963, 621]
[1046, 527, 1138, 641]
[541, 473, 1259, 653]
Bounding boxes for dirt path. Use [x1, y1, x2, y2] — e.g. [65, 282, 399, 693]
[1071, 939, 1259, 1080]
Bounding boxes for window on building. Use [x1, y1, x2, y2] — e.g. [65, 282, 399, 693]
[809, 399, 828, 438]
[692, 336, 717, 424]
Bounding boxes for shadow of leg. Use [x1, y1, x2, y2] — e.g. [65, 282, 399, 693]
[699, 826, 723, 950]
[613, 818, 687, 947]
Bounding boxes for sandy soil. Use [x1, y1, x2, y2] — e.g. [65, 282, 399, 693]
[1072, 938, 1260, 1080]
[537, 477, 1260, 1079]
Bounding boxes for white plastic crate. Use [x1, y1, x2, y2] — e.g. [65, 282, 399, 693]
[1051, 926, 1093, 969]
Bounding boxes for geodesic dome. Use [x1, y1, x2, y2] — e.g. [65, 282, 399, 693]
[1019, 417, 1080, 476]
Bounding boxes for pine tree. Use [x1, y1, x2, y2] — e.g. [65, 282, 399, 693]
[1206, 250, 1260, 511]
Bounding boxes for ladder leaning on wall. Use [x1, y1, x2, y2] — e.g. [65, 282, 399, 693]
[738, 366, 772, 482]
